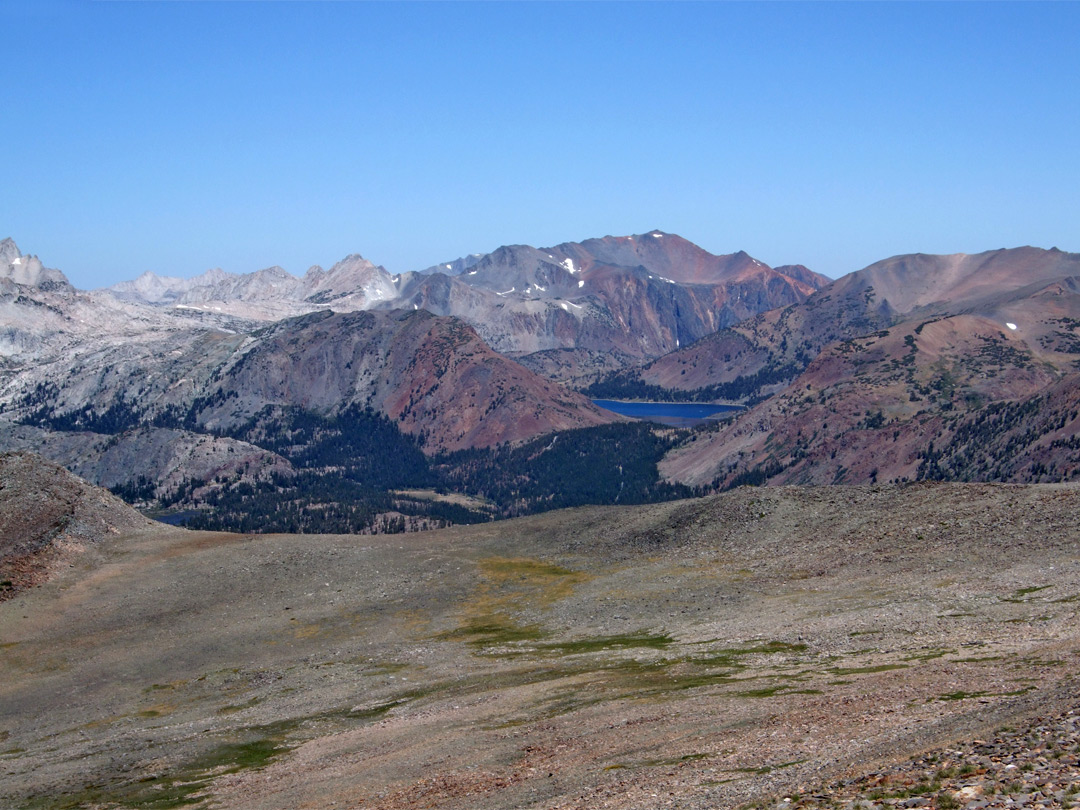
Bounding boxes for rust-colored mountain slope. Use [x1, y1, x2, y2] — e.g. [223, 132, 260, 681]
[659, 254, 1080, 489]
[185, 309, 620, 453]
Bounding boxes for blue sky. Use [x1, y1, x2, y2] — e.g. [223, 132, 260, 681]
[3, 1, 1078, 289]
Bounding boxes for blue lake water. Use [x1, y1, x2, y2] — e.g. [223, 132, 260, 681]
[592, 399, 743, 427]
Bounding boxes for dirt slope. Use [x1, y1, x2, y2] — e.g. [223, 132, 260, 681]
[0, 451, 153, 597]
[1, 482, 1079, 809]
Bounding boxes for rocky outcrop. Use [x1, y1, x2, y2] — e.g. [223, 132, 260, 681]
[0, 238, 73, 293]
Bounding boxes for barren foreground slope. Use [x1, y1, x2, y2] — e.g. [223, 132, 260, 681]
[2, 483, 1079, 809]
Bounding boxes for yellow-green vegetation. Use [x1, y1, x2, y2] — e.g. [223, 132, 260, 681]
[937, 685, 1034, 701]
[732, 759, 807, 776]
[437, 556, 594, 652]
[25, 732, 289, 810]
[436, 613, 547, 647]
[902, 648, 954, 661]
[1002, 585, 1053, 603]
[692, 640, 808, 668]
[532, 632, 675, 655]
[216, 697, 260, 715]
[476, 556, 593, 604]
[828, 663, 909, 676]
[604, 752, 711, 770]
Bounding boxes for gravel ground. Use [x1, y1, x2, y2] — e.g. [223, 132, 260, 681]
[1, 481, 1079, 809]
[770, 706, 1080, 810]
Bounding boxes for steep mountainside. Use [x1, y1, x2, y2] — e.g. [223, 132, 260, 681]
[614, 247, 1080, 399]
[188, 309, 617, 452]
[650, 248, 1080, 488]
[385, 231, 828, 377]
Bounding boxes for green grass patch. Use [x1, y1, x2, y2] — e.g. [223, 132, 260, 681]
[604, 752, 710, 770]
[1014, 585, 1052, 596]
[732, 686, 821, 699]
[731, 758, 806, 775]
[436, 613, 547, 648]
[533, 632, 675, 655]
[902, 648, 954, 661]
[692, 640, 807, 668]
[216, 697, 260, 715]
[344, 699, 407, 720]
[937, 690, 988, 701]
[828, 663, 909, 676]
[1001, 585, 1053, 603]
[24, 732, 289, 810]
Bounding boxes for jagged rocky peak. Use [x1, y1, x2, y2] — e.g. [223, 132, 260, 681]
[303, 253, 395, 305]
[0, 237, 20, 265]
[0, 239, 73, 292]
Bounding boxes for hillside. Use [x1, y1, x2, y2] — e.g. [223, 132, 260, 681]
[600, 246, 1080, 399]
[2, 482, 1078, 809]
[0, 451, 153, 597]
[585, 246, 1080, 489]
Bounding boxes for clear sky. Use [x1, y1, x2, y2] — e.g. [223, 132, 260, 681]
[3, 1, 1078, 289]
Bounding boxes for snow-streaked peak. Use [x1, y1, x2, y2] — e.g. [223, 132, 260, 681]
[0, 239, 72, 290]
[0, 237, 20, 265]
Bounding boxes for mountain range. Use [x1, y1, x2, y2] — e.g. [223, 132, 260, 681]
[626, 247, 1080, 487]
[4, 232, 1080, 532]
[96, 231, 828, 382]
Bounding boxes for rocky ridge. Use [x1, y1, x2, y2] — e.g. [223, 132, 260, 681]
[635, 246, 1080, 489]
[386, 231, 828, 376]
[96, 231, 828, 377]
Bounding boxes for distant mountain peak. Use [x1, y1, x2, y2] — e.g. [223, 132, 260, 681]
[0, 237, 20, 265]
[0, 239, 72, 292]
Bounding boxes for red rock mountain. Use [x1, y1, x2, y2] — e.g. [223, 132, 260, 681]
[650, 247, 1080, 489]
[195, 309, 617, 453]
[386, 231, 830, 380]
